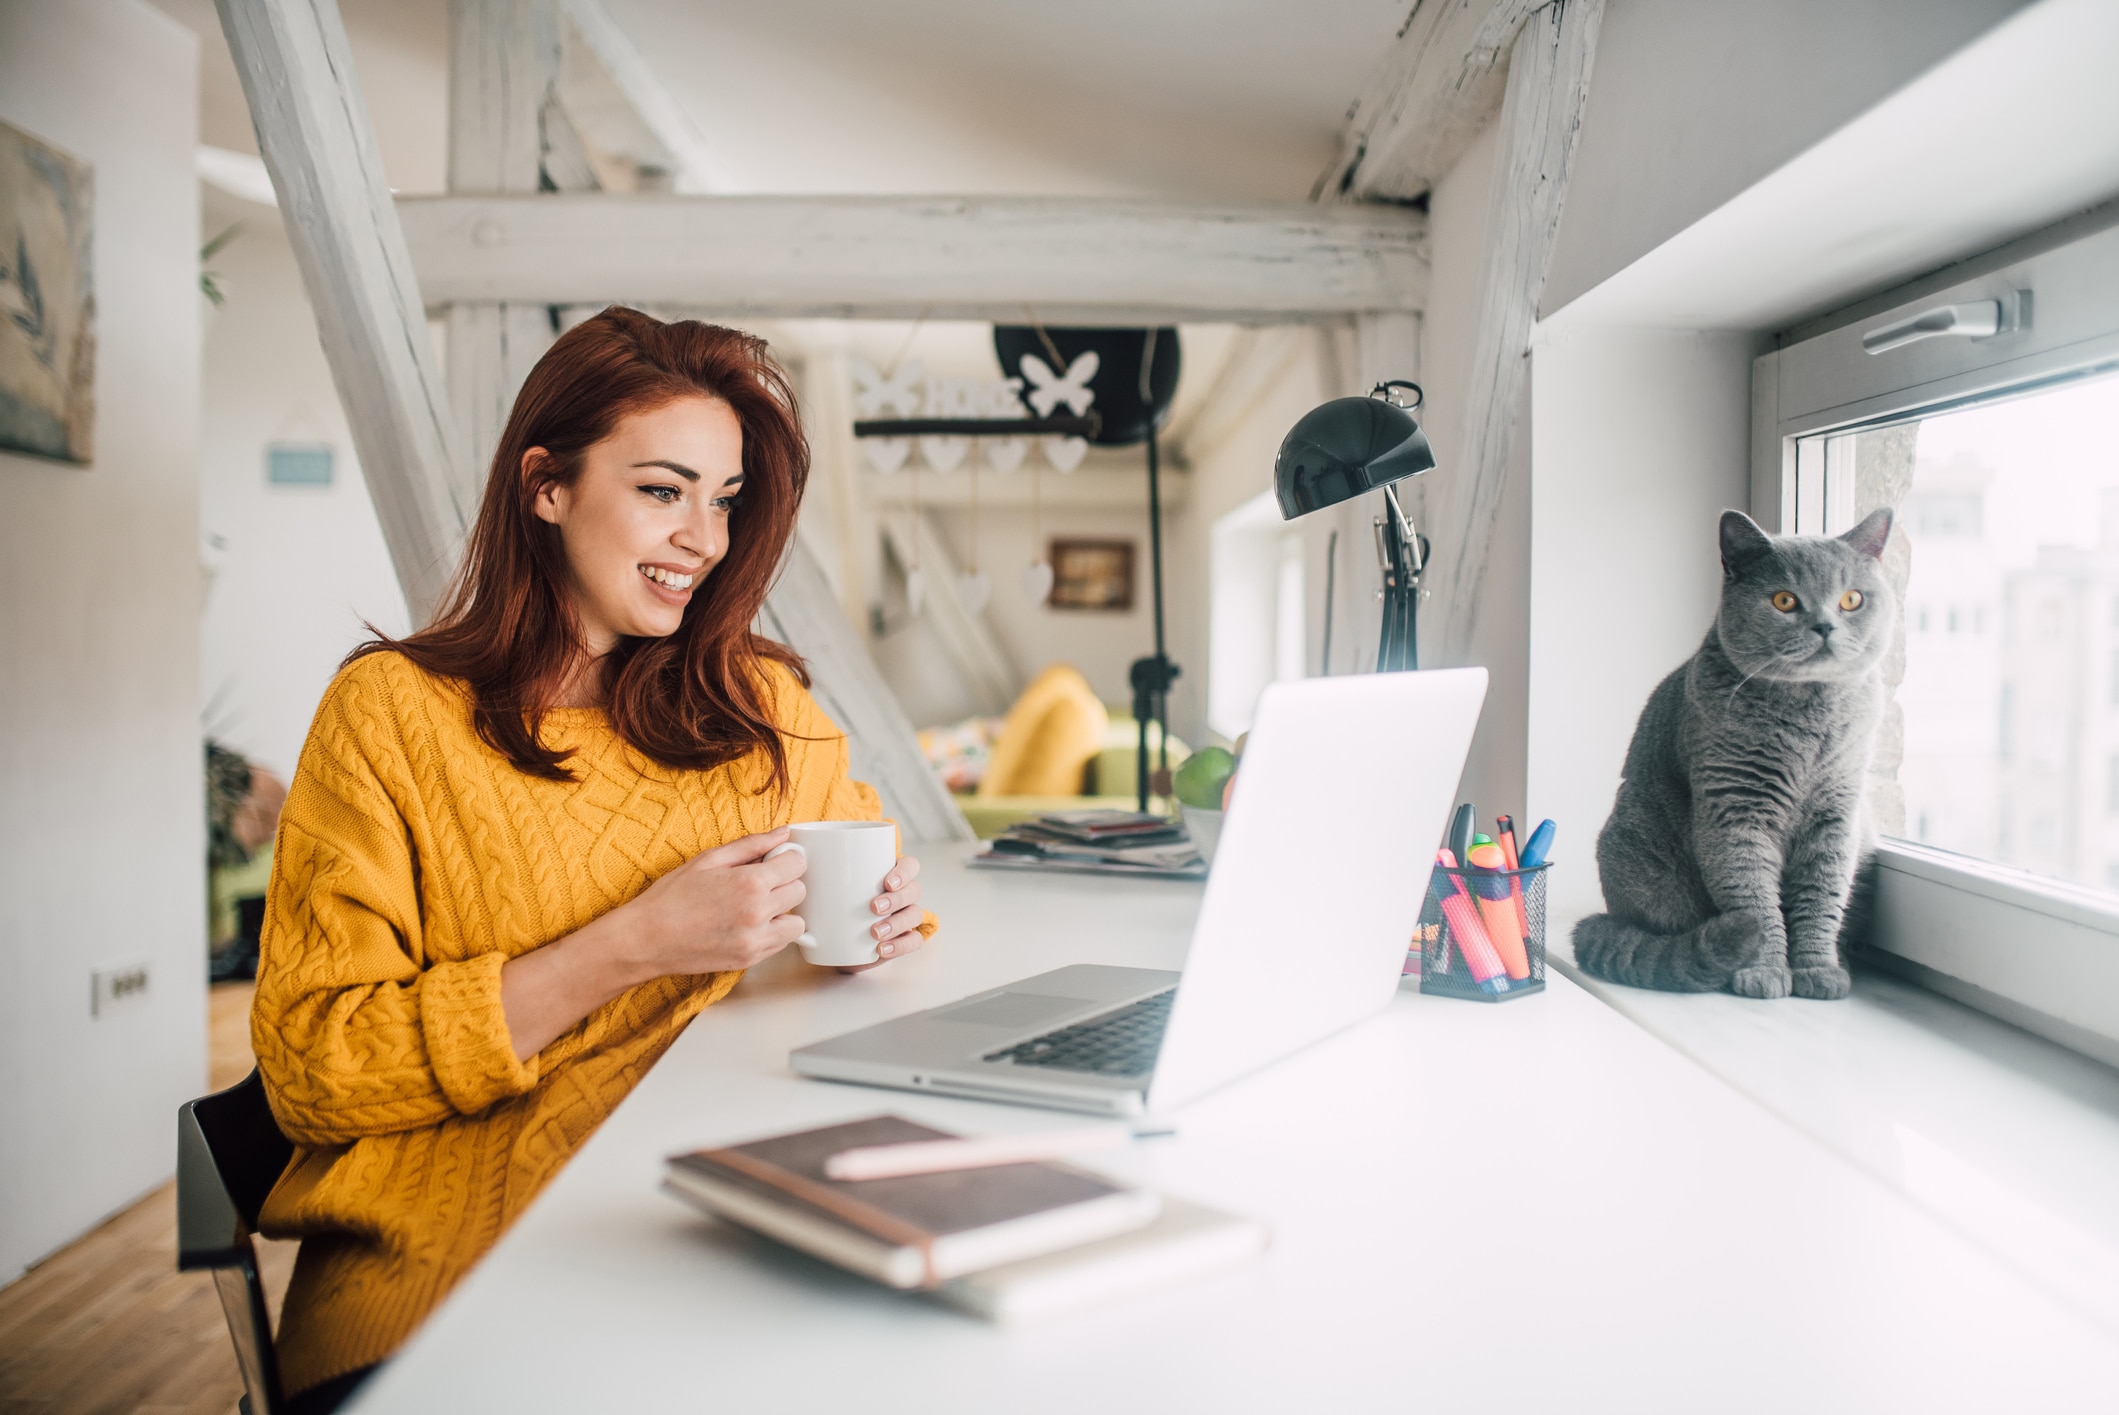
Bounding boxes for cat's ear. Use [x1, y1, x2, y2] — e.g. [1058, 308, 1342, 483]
[1719, 510, 1773, 575]
[1838, 507, 1893, 561]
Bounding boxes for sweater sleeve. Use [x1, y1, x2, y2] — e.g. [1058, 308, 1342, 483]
[252, 662, 540, 1146]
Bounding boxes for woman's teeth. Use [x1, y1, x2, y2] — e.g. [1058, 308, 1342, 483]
[640, 566, 694, 590]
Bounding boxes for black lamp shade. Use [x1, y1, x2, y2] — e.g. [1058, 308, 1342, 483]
[1273, 395, 1435, 520]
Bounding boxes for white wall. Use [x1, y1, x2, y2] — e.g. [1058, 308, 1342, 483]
[199, 194, 410, 782]
[1526, 328, 1753, 921]
[1542, 0, 2034, 315]
[0, 0, 205, 1282]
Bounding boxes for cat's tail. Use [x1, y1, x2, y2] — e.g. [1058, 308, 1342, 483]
[1571, 912, 1762, 992]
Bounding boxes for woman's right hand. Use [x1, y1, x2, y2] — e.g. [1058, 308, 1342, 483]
[502, 828, 806, 1061]
[619, 827, 808, 977]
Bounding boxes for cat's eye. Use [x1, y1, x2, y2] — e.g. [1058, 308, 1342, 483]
[1771, 591, 1799, 613]
[1839, 590, 1865, 611]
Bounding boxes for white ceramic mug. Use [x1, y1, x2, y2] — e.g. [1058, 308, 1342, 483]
[766, 820, 900, 967]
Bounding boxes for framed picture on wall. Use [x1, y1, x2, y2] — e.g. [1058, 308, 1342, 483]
[0, 119, 95, 464]
[1048, 539, 1135, 611]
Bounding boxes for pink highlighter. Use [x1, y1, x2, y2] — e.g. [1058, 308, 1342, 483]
[1435, 850, 1511, 992]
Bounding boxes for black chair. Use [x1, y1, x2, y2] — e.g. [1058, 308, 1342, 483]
[179, 1068, 295, 1415]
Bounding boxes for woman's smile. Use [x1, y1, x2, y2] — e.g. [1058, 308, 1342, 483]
[638, 562, 700, 599]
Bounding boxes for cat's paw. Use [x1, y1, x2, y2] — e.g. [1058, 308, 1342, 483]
[1730, 964, 1792, 999]
[1792, 964, 1852, 1000]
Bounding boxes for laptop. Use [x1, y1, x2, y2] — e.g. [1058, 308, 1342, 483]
[790, 668, 1488, 1116]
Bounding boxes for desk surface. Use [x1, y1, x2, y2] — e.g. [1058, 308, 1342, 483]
[352, 848, 2119, 1414]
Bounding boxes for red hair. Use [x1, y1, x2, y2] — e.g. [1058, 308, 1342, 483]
[355, 307, 809, 788]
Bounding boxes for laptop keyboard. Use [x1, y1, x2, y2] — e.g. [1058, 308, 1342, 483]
[982, 989, 1176, 1077]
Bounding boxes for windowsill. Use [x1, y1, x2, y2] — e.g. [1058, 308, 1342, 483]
[1549, 918, 2119, 1336]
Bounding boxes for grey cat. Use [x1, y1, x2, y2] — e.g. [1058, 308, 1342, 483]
[1573, 508, 1894, 1000]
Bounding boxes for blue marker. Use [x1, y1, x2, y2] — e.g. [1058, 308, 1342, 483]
[1518, 819, 1557, 868]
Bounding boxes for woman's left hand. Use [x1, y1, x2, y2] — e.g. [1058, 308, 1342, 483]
[838, 855, 925, 974]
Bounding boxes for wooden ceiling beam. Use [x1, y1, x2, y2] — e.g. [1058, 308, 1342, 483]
[394, 194, 1431, 322]
[1318, 0, 1545, 203]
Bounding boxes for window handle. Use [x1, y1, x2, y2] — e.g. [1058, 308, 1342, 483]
[1862, 292, 2028, 355]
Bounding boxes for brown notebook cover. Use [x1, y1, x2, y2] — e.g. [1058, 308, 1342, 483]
[668, 1115, 1142, 1285]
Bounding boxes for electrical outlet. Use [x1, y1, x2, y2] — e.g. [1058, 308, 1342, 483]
[91, 960, 151, 1017]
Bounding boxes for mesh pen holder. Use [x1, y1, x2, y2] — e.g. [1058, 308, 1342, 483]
[1418, 863, 1548, 1002]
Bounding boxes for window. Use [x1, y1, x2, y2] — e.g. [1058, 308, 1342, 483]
[1791, 375, 2119, 893]
[1208, 491, 1306, 740]
[1758, 212, 2119, 1068]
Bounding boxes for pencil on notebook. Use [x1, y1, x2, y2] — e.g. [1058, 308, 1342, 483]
[823, 1122, 1174, 1181]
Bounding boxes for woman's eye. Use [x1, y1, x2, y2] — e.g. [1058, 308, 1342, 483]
[711, 495, 740, 512]
[1839, 590, 1865, 611]
[639, 485, 679, 504]
[1771, 591, 1799, 613]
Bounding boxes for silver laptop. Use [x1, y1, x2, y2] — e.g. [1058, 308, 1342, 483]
[790, 668, 1488, 1116]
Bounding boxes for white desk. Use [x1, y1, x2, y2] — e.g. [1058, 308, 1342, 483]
[352, 848, 2119, 1413]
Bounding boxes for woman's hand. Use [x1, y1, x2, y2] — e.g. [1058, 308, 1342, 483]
[837, 855, 925, 974]
[501, 828, 805, 1059]
[621, 828, 808, 977]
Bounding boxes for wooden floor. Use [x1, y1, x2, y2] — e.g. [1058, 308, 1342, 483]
[0, 982, 298, 1415]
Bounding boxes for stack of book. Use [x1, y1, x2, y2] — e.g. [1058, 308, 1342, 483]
[969, 809, 1207, 880]
[663, 1115, 1267, 1323]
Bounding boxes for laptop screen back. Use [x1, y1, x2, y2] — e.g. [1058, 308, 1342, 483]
[1146, 668, 1487, 1110]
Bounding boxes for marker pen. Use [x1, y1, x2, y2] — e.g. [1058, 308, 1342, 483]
[1435, 850, 1510, 991]
[1519, 819, 1557, 869]
[1496, 815, 1530, 935]
[1466, 838, 1531, 981]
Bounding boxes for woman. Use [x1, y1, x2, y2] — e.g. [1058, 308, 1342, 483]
[251, 308, 933, 1412]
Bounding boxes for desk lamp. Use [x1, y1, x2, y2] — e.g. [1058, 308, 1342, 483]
[1274, 381, 1434, 672]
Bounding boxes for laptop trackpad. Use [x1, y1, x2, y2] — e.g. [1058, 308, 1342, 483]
[936, 993, 1095, 1028]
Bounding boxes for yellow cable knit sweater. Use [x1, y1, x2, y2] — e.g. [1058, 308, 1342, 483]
[253, 649, 933, 1395]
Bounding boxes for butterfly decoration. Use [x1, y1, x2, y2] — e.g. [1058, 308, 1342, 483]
[850, 356, 923, 417]
[1018, 352, 1096, 474]
[1018, 351, 1099, 417]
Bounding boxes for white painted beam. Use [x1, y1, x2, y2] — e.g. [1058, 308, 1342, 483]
[1319, 0, 1543, 203]
[1433, 0, 1605, 658]
[755, 541, 976, 844]
[216, 0, 468, 622]
[558, 0, 735, 193]
[395, 194, 1431, 321]
[446, 0, 564, 489]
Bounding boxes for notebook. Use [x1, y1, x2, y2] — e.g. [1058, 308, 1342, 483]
[663, 1115, 1160, 1289]
[932, 1195, 1270, 1324]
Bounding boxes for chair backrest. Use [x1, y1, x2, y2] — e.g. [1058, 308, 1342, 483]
[179, 1068, 294, 1415]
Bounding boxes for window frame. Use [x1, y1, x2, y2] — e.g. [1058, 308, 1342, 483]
[1752, 209, 2119, 1064]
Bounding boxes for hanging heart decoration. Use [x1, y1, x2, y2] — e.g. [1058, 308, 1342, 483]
[905, 567, 927, 617]
[862, 437, 910, 475]
[1041, 435, 1088, 473]
[983, 377, 1028, 472]
[956, 569, 992, 615]
[1022, 559, 1054, 606]
[918, 376, 976, 473]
